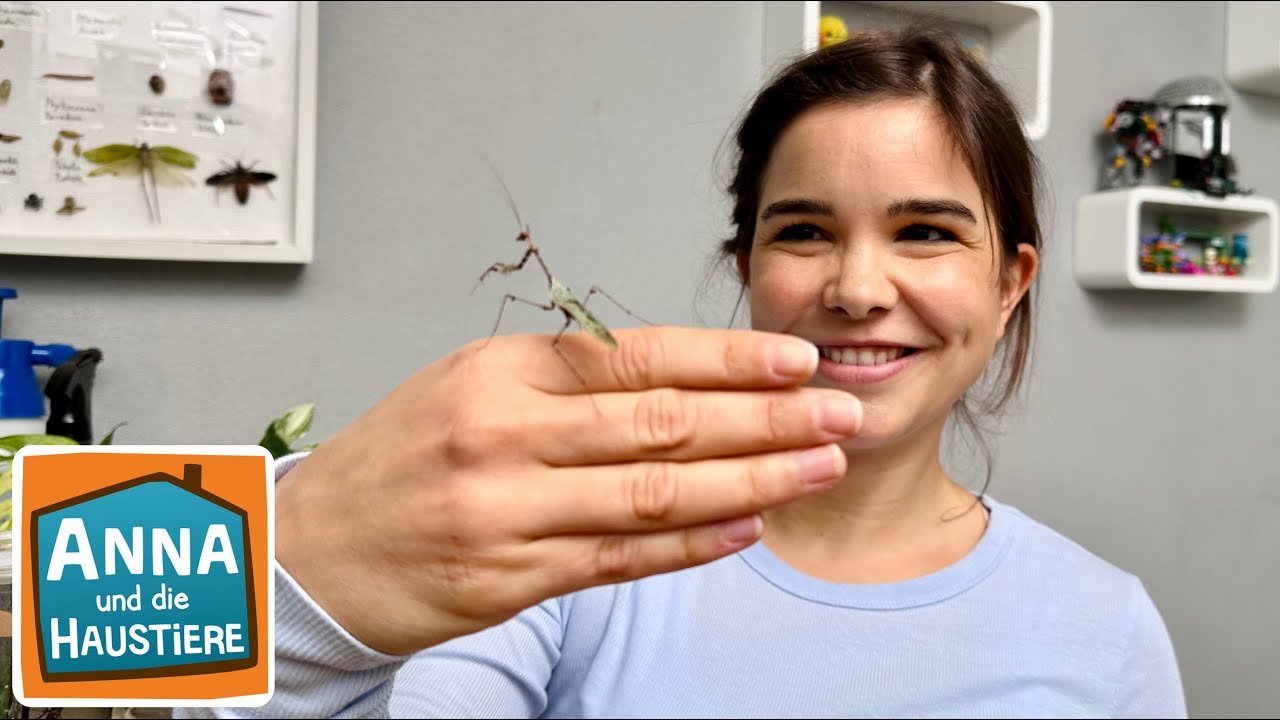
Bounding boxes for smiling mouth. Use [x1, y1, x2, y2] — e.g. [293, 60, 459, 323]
[818, 346, 919, 367]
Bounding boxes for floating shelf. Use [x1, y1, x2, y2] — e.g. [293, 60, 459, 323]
[1074, 186, 1279, 293]
[1224, 1, 1280, 96]
[762, 1, 1051, 140]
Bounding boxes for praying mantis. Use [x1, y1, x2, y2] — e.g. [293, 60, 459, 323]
[472, 171, 654, 394]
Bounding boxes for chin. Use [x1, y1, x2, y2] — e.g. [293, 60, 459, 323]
[834, 422, 912, 452]
[834, 404, 949, 453]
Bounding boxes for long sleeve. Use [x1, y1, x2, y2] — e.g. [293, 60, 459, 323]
[1110, 581, 1187, 718]
[174, 452, 563, 719]
[174, 542, 413, 718]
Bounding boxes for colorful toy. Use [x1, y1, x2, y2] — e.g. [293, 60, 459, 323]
[819, 16, 848, 48]
[1152, 76, 1245, 197]
[1098, 77, 1253, 197]
[1140, 215, 1250, 277]
[1139, 230, 1199, 274]
[1103, 99, 1163, 189]
[1229, 232, 1250, 275]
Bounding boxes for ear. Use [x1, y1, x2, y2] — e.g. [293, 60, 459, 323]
[736, 248, 751, 285]
[997, 243, 1038, 339]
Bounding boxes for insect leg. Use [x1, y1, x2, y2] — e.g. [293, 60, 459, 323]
[484, 293, 555, 349]
[583, 286, 657, 326]
[471, 247, 536, 294]
[551, 314, 602, 416]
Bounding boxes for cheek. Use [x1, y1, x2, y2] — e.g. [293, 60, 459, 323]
[908, 261, 1003, 341]
[746, 253, 816, 329]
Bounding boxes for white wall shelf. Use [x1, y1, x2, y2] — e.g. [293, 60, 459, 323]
[1224, 1, 1280, 96]
[1074, 186, 1279, 293]
[762, 1, 1051, 140]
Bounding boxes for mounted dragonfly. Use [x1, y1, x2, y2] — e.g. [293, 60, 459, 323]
[81, 142, 198, 223]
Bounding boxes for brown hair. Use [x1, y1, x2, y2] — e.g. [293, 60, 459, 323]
[718, 25, 1043, 491]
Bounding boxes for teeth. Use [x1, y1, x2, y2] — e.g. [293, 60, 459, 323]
[821, 346, 908, 366]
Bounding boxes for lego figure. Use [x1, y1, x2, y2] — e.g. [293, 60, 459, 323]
[1229, 232, 1249, 275]
[1103, 99, 1163, 189]
[1204, 236, 1227, 274]
[1152, 76, 1245, 197]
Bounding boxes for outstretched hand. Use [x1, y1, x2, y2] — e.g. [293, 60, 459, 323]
[274, 326, 862, 655]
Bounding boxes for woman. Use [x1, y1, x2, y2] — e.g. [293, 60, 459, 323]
[187, 25, 1186, 719]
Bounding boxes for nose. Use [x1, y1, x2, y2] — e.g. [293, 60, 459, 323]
[822, 243, 899, 320]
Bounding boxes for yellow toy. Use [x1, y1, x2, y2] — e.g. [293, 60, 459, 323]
[819, 15, 848, 48]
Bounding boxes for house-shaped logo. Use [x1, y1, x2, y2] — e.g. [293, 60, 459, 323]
[34, 463, 256, 679]
[14, 446, 274, 708]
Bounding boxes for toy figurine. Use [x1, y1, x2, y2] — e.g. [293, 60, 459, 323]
[1103, 99, 1163, 189]
[1205, 236, 1227, 274]
[1140, 228, 1199, 274]
[1152, 76, 1245, 198]
[1229, 232, 1249, 275]
[819, 16, 849, 48]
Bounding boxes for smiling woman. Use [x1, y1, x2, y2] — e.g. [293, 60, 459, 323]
[177, 23, 1185, 720]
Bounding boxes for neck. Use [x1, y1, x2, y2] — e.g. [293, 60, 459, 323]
[760, 417, 987, 583]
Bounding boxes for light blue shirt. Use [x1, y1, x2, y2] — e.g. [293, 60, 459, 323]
[180, 455, 1186, 718]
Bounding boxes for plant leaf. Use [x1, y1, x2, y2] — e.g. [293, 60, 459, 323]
[0, 434, 79, 458]
[273, 403, 314, 446]
[258, 404, 316, 459]
[100, 422, 127, 445]
[259, 429, 292, 460]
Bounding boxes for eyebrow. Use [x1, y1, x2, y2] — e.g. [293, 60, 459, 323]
[759, 198, 835, 222]
[759, 196, 978, 225]
[886, 197, 978, 224]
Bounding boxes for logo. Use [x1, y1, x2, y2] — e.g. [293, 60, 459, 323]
[13, 446, 274, 708]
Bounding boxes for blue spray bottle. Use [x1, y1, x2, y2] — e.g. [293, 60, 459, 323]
[0, 288, 103, 442]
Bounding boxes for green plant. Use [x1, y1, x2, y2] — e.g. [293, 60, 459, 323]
[0, 403, 317, 531]
[258, 403, 320, 459]
[0, 423, 125, 532]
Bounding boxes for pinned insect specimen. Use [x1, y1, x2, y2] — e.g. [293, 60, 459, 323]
[56, 196, 85, 215]
[82, 142, 198, 223]
[24, 193, 42, 211]
[206, 160, 276, 205]
[0, 133, 19, 143]
[208, 69, 233, 105]
[53, 129, 82, 156]
[471, 170, 653, 404]
[149, 74, 165, 95]
[0, 80, 10, 105]
[224, 5, 273, 18]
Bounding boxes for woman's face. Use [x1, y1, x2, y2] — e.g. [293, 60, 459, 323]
[744, 99, 1036, 450]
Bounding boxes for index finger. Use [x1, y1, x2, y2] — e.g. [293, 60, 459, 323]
[520, 326, 819, 394]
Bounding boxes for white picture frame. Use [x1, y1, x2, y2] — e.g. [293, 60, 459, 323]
[0, 0, 317, 263]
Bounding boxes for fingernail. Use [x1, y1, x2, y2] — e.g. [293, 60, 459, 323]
[793, 445, 841, 489]
[817, 393, 862, 436]
[770, 340, 818, 380]
[718, 515, 763, 547]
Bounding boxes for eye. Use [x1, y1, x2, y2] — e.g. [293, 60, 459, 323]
[773, 223, 827, 243]
[898, 224, 958, 242]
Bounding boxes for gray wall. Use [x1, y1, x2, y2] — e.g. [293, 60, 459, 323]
[3, 2, 1275, 716]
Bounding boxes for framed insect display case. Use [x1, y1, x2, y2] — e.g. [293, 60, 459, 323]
[0, 0, 317, 263]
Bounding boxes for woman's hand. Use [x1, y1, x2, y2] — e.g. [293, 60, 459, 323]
[274, 326, 861, 655]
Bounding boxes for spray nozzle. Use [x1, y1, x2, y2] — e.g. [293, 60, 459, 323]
[0, 289, 103, 443]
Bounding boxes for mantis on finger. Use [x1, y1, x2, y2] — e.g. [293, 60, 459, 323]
[472, 167, 655, 408]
